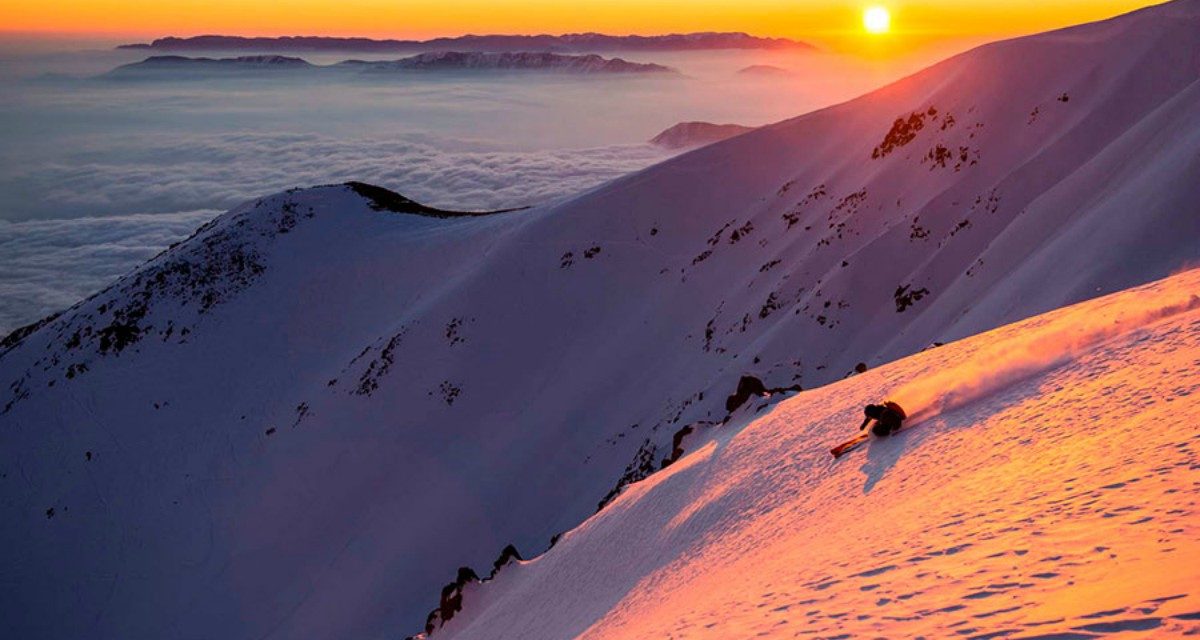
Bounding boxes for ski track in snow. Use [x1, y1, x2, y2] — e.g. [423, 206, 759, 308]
[440, 269, 1200, 640]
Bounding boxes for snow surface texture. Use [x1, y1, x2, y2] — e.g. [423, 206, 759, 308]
[438, 266, 1200, 640]
[2, 1, 1200, 638]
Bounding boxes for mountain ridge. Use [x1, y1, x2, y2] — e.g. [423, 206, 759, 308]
[106, 52, 676, 77]
[118, 32, 815, 54]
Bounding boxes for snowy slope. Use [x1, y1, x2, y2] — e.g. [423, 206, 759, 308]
[440, 267, 1200, 640]
[2, 2, 1200, 638]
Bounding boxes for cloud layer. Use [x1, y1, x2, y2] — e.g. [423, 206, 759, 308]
[1, 132, 668, 220]
[0, 210, 219, 334]
[0, 136, 668, 333]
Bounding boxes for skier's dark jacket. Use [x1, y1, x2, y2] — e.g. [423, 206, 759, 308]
[861, 401, 907, 437]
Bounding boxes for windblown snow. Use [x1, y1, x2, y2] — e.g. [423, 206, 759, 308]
[1, 1, 1199, 638]
[438, 268, 1200, 640]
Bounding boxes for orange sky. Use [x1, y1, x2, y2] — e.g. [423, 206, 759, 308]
[0, 0, 1166, 48]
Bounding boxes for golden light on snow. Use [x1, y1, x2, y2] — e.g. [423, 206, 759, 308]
[863, 5, 891, 34]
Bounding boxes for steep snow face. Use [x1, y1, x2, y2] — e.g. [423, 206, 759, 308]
[3, 2, 1200, 638]
[439, 268, 1200, 640]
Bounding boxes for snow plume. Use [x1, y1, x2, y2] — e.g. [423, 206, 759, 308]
[895, 285, 1200, 424]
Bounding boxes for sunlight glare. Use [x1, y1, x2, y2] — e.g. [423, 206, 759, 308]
[864, 6, 891, 34]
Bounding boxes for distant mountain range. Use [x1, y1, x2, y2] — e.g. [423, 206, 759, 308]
[105, 52, 677, 78]
[346, 51, 674, 73]
[117, 32, 816, 54]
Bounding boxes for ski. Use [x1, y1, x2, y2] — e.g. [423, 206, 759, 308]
[830, 432, 870, 458]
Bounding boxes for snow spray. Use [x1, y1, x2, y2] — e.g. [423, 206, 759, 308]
[894, 290, 1200, 425]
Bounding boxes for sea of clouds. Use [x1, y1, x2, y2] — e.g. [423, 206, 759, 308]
[0, 135, 667, 333]
[0, 39, 926, 334]
[0, 210, 219, 332]
[0, 132, 668, 219]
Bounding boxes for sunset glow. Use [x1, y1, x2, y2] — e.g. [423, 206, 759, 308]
[0, 0, 1168, 47]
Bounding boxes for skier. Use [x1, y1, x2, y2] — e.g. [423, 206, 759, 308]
[859, 401, 907, 437]
[830, 400, 910, 458]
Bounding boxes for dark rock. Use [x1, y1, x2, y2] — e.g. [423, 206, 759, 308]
[894, 284, 930, 313]
[725, 375, 768, 412]
[660, 424, 696, 468]
[490, 544, 523, 578]
[596, 438, 657, 511]
[871, 109, 931, 159]
[345, 182, 525, 218]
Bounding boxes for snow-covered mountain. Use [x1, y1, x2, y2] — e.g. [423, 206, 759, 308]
[3, 1, 1199, 638]
[435, 266, 1200, 640]
[649, 121, 755, 149]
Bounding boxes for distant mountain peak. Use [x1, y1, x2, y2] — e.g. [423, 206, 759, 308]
[737, 64, 793, 76]
[650, 121, 755, 149]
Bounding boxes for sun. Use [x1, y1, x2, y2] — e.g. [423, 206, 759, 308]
[863, 5, 891, 34]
